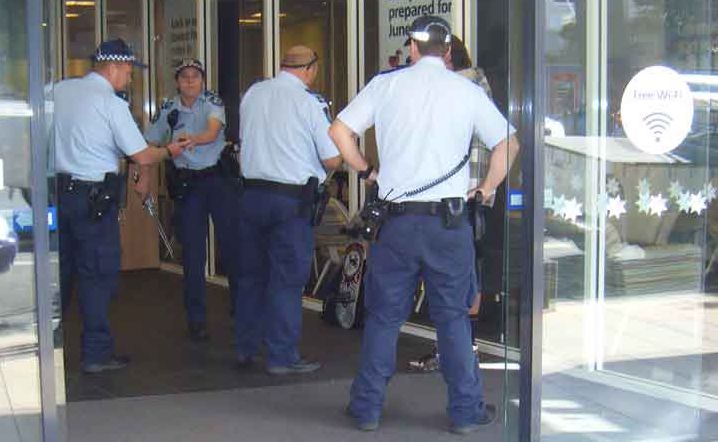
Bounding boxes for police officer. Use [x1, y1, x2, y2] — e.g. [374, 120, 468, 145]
[56, 39, 191, 373]
[236, 45, 342, 374]
[328, 17, 520, 433]
[145, 59, 238, 342]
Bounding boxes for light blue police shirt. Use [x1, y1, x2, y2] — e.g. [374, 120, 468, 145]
[337, 56, 516, 203]
[239, 71, 339, 185]
[145, 90, 226, 170]
[54, 72, 147, 182]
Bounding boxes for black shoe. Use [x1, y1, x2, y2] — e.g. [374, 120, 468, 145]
[82, 355, 130, 374]
[449, 404, 497, 434]
[266, 358, 321, 375]
[188, 323, 210, 342]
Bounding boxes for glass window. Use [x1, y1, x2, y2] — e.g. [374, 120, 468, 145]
[542, 0, 717, 439]
[279, 0, 348, 115]
[152, 0, 200, 266]
[0, 1, 56, 440]
[64, 0, 96, 77]
[213, 0, 264, 277]
[152, 0, 199, 107]
[106, 0, 145, 123]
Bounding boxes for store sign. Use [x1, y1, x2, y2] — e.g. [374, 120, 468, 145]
[620, 66, 694, 155]
[378, 0, 454, 71]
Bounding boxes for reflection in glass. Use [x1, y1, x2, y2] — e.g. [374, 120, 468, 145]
[106, 0, 145, 122]
[542, 0, 717, 440]
[0, 2, 48, 441]
[64, 0, 96, 77]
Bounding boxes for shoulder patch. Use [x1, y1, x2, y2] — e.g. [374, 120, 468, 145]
[160, 98, 174, 110]
[204, 90, 224, 107]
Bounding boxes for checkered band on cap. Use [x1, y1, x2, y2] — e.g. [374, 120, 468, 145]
[91, 38, 147, 67]
[94, 53, 137, 63]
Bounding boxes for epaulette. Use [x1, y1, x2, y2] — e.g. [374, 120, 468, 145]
[306, 90, 332, 122]
[115, 91, 129, 102]
[306, 89, 328, 105]
[204, 90, 224, 107]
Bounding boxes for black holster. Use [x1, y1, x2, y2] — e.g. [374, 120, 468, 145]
[301, 177, 329, 226]
[468, 193, 487, 255]
[441, 197, 467, 229]
[219, 144, 243, 195]
[165, 161, 192, 201]
[88, 173, 122, 221]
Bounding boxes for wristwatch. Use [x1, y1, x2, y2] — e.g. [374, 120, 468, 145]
[357, 166, 374, 180]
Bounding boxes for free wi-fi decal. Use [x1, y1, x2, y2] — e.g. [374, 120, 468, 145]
[642, 112, 674, 144]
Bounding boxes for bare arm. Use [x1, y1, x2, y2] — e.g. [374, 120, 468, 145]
[181, 117, 223, 146]
[328, 120, 377, 181]
[131, 139, 192, 166]
[322, 155, 343, 171]
[472, 134, 520, 202]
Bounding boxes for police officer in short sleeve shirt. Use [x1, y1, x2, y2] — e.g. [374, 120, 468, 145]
[235, 45, 342, 375]
[145, 59, 239, 342]
[55, 39, 188, 373]
[329, 17, 520, 433]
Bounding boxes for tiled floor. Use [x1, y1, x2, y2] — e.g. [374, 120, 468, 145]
[62, 270, 456, 400]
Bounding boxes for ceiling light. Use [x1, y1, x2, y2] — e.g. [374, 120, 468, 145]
[65, 1, 95, 6]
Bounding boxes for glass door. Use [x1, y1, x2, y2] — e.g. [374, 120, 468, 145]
[0, 0, 62, 441]
[540, 0, 717, 440]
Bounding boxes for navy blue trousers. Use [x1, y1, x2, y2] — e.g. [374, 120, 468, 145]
[233, 188, 313, 368]
[348, 214, 487, 427]
[59, 186, 120, 365]
[174, 172, 239, 326]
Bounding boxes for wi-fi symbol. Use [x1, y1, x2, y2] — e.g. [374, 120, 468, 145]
[642, 112, 673, 143]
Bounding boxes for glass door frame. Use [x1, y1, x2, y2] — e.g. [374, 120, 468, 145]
[515, 0, 544, 440]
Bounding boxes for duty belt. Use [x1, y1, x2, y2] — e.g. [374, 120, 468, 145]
[388, 201, 470, 217]
[243, 178, 305, 199]
[387, 201, 444, 216]
[58, 173, 108, 193]
[177, 164, 220, 180]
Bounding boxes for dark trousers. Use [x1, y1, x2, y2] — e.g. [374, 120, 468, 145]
[233, 188, 313, 368]
[348, 214, 487, 426]
[174, 172, 239, 326]
[59, 186, 120, 365]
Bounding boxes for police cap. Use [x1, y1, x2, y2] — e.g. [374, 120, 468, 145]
[91, 39, 147, 68]
[175, 58, 206, 78]
[403, 15, 452, 46]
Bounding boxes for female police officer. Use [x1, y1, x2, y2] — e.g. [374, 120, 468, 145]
[329, 17, 520, 433]
[144, 59, 238, 342]
[56, 39, 190, 373]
